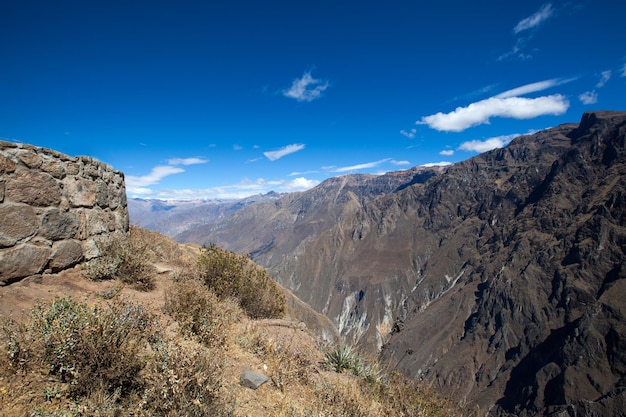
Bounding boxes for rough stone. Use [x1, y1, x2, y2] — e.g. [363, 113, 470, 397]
[49, 240, 83, 272]
[67, 162, 79, 175]
[65, 177, 96, 207]
[40, 208, 79, 240]
[0, 244, 51, 284]
[0, 204, 38, 247]
[42, 160, 67, 178]
[0, 154, 16, 173]
[17, 151, 43, 168]
[5, 170, 62, 206]
[95, 179, 109, 208]
[239, 370, 269, 390]
[0, 139, 129, 283]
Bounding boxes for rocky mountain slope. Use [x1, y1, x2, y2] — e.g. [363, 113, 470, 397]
[176, 166, 442, 270]
[269, 111, 626, 416]
[175, 111, 626, 416]
[128, 192, 282, 237]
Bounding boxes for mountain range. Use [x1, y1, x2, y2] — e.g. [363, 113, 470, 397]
[129, 111, 626, 416]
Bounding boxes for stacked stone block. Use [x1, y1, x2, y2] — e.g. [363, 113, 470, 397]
[0, 140, 129, 284]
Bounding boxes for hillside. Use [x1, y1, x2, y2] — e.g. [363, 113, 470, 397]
[173, 111, 626, 416]
[271, 111, 626, 416]
[0, 228, 460, 416]
[176, 166, 443, 270]
[128, 192, 282, 237]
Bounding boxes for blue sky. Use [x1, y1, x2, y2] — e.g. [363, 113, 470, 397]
[2, 0, 625, 200]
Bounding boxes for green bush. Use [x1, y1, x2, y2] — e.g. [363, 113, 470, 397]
[83, 228, 155, 291]
[325, 344, 381, 383]
[197, 244, 286, 319]
[30, 297, 153, 397]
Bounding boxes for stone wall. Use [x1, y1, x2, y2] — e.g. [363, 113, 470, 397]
[0, 140, 128, 285]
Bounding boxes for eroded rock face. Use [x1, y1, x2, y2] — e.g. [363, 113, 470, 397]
[164, 113, 624, 417]
[0, 141, 129, 284]
[259, 112, 626, 416]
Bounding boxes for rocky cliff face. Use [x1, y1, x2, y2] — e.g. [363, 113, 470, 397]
[269, 112, 626, 415]
[0, 141, 128, 284]
[176, 167, 442, 274]
[128, 192, 283, 237]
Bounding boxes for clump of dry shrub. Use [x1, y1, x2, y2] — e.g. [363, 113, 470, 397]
[139, 339, 231, 416]
[0, 296, 232, 416]
[29, 298, 152, 397]
[83, 227, 155, 290]
[164, 274, 241, 347]
[198, 244, 286, 319]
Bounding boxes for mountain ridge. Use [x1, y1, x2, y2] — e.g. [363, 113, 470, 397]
[133, 111, 625, 416]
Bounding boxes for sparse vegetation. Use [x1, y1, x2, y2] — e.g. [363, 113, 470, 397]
[0, 227, 461, 417]
[82, 226, 155, 290]
[164, 274, 242, 347]
[198, 243, 286, 319]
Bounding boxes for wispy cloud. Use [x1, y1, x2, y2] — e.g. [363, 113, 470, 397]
[579, 70, 613, 105]
[167, 157, 208, 166]
[514, 3, 554, 34]
[126, 166, 185, 193]
[494, 78, 574, 99]
[459, 133, 520, 153]
[579, 91, 598, 105]
[390, 160, 411, 166]
[421, 161, 452, 168]
[326, 158, 392, 173]
[621, 64, 626, 77]
[500, 4, 556, 61]
[400, 128, 416, 138]
[283, 71, 329, 102]
[126, 156, 209, 195]
[439, 149, 454, 156]
[596, 70, 611, 88]
[129, 176, 320, 200]
[418, 94, 568, 132]
[264, 143, 305, 161]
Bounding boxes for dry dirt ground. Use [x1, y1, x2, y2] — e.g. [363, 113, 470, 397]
[0, 255, 354, 417]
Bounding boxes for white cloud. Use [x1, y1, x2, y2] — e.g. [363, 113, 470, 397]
[128, 176, 320, 200]
[579, 91, 598, 105]
[283, 71, 329, 102]
[621, 64, 626, 77]
[264, 143, 305, 161]
[439, 149, 454, 156]
[328, 158, 392, 173]
[126, 165, 185, 193]
[494, 78, 573, 99]
[390, 160, 411, 166]
[400, 128, 416, 138]
[514, 3, 554, 34]
[283, 177, 320, 191]
[167, 157, 208, 166]
[459, 133, 520, 153]
[421, 161, 453, 167]
[597, 70, 611, 88]
[418, 95, 569, 132]
[233, 144, 243, 151]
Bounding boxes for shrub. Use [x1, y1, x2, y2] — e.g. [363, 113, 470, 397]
[83, 228, 155, 290]
[29, 297, 154, 397]
[164, 276, 241, 347]
[0, 318, 31, 374]
[139, 340, 231, 416]
[197, 244, 286, 319]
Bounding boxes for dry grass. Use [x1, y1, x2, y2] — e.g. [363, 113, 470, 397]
[0, 227, 463, 417]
